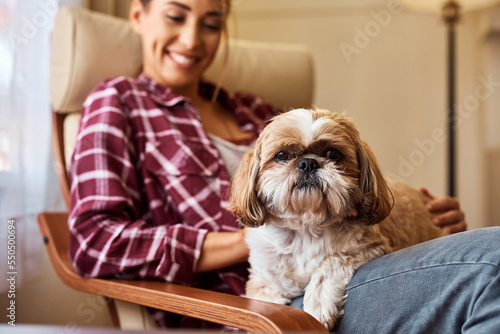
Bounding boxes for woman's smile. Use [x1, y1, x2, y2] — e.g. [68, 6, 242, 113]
[167, 50, 198, 67]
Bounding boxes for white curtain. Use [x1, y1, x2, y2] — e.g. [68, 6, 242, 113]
[0, 0, 81, 292]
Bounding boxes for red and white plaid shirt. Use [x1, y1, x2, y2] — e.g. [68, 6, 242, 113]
[68, 73, 281, 328]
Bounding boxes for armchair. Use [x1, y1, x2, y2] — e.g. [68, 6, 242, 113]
[38, 6, 323, 332]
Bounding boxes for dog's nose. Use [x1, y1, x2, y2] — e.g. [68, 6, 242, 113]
[298, 158, 319, 174]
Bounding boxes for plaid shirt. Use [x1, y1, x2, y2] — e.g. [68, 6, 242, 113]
[68, 73, 281, 328]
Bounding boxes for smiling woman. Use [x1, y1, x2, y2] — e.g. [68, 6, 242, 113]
[130, 0, 227, 96]
[68, 0, 283, 329]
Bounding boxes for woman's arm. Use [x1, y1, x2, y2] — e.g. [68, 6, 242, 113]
[195, 228, 248, 273]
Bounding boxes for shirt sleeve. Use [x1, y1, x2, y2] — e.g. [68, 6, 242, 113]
[68, 81, 207, 285]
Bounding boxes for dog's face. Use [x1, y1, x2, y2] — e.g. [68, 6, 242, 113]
[229, 108, 393, 229]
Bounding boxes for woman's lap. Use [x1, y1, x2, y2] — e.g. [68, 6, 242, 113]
[289, 227, 500, 333]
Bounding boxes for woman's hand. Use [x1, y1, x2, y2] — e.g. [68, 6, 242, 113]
[195, 228, 249, 273]
[419, 188, 467, 234]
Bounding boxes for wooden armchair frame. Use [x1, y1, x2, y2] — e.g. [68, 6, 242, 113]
[37, 212, 327, 332]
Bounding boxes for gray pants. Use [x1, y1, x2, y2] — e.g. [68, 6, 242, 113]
[290, 227, 500, 333]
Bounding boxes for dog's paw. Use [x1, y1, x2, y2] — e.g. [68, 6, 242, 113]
[304, 294, 346, 330]
[257, 295, 291, 305]
[246, 284, 291, 305]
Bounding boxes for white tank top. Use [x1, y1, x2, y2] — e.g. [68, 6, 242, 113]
[208, 134, 255, 178]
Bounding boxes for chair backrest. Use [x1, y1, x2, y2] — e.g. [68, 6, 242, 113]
[50, 6, 315, 207]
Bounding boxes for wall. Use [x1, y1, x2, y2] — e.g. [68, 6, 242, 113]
[231, 0, 500, 230]
[483, 7, 500, 228]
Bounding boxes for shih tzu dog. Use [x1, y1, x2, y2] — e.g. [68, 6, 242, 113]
[228, 108, 444, 330]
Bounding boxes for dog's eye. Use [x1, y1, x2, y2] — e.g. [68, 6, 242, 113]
[274, 151, 290, 162]
[326, 149, 342, 161]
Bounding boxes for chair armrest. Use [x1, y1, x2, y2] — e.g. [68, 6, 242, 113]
[37, 212, 327, 333]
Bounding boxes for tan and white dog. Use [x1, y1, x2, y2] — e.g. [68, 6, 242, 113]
[228, 108, 444, 330]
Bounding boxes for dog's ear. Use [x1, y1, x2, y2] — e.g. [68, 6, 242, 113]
[228, 148, 266, 227]
[356, 140, 394, 225]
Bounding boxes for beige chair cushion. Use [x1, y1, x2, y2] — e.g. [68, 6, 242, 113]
[51, 7, 142, 113]
[63, 112, 82, 168]
[113, 300, 158, 331]
[204, 39, 315, 110]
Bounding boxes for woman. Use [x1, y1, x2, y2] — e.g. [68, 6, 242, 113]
[69, 0, 280, 328]
[69, 0, 498, 331]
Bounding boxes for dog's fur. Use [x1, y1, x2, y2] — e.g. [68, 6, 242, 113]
[228, 108, 444, 330]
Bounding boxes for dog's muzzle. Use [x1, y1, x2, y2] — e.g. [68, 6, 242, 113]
[298, 158, 319, 175]
[296, 158, 321, 190]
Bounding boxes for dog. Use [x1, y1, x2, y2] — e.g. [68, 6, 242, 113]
[228, 108, 444, 330]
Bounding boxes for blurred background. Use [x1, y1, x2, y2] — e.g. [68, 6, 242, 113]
[1, 0, 499, 328]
